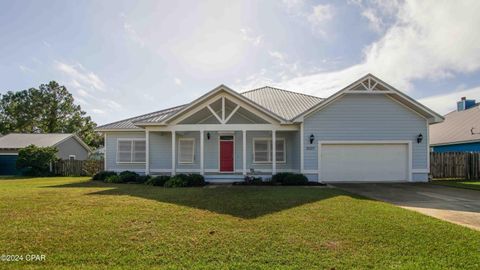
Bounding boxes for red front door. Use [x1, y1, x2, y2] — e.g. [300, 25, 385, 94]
[220, 141, 234, 172]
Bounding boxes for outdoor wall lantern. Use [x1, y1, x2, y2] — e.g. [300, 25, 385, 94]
[417, 133, 423, 144]
[309, 134, 315, 144]
[207, 132, 211, 140]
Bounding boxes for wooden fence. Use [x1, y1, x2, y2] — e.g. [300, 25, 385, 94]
[52, 160, 104, 176]
[430, 152, 480, 179]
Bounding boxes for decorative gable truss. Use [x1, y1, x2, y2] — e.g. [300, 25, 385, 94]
[345, 76, 394, 93]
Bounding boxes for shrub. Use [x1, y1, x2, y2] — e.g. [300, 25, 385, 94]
[282, 173, 309, 186]
[164, 176, 188, 188]
[146, 176, 170, 186]
[118, 171, 139, 183]
[105, 175, 123, 183]
[82, 160, 104, 176]
[244, 176, 263, 185]
[92, 171, 117, 181]
[16, 145, 58, 176]
[271, 172, 294, 184]
[135, 175, 151, 184]
[187, 174, 206, 187]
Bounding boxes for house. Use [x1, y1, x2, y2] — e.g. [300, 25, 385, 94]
[430, 97, 480, 152]
[0, 133, 91, 175]
[96, 74, 443, 183]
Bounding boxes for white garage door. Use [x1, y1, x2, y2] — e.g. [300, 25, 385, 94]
[320, 143, 409, 182]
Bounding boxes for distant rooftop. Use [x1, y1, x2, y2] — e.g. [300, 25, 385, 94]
[0, 133, 75, 149]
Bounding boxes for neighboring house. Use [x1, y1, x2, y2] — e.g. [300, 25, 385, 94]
[0, 133, 91, 175]
[430, 97, 480, 152]
[96, 74, 443, 183]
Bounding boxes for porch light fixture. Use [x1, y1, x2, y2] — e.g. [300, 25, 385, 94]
[417, 133, 423, 144]
[207, 132, 211, 140]
[309, 134, 315, 144]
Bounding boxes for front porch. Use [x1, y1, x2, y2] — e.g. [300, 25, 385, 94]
[146, 128, 300, 182]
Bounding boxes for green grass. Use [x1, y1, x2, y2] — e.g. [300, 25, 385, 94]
[432, 179, 480, 191]
[0, 177, 479, 269]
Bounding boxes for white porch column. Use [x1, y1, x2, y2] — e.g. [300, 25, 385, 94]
[103, 133, 107, 171]
[200, 130, 204, 175]
[300, 122, 304, 173]
[145, 130, 150, 175]
[171, 131, 176, 176]
[242, 130, 247, 175]
[272, 130, 276, 175]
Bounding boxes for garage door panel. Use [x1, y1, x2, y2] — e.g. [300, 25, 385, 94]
[320, 144, 408, 182]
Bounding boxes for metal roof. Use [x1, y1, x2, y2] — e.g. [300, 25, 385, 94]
[430, 106, 480, 146]
[96, 86, 323, 130]
[0, 133, 76, 149]
[96, 105, 186, 129]
[241, 86, 324, 120]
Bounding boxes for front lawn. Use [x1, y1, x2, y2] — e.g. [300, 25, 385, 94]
[432, 179, 480, 191]
[0, 177, 479, 269]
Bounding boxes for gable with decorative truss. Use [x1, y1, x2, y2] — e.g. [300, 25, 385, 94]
[345, 76, 393, 93]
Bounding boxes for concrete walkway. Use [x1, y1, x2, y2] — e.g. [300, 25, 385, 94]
[333, 183, 480, 231]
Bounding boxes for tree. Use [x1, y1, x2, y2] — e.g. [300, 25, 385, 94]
[0, 81, 102, 148]
[16, 145, 58, 176]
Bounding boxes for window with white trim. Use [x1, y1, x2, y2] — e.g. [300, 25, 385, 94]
[178, 138, 195, 164]
[117, 139, 146, 163]
[253, 138, 285, 163]
[69, 155, 76, 161]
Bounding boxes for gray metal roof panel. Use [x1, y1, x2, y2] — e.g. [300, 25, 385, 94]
[97, 86, 324, 129]
[0, 133, 74, 149]
[430, 106, 480, 145]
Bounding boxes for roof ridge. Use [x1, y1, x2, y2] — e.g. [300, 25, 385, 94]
[97, 104, 186, 128]
[241, 85, 324, 100]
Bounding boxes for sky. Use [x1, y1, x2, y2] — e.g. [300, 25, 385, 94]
[1, 0, 480, 125]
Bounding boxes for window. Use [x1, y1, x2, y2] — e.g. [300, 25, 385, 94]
[253, 138, 285, 163]
[117, 139, 146, 163]
[69, 155, 76, 161]
[179, 138, 195, 164]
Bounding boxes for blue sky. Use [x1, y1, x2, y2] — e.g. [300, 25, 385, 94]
[1, 0, 480, 125]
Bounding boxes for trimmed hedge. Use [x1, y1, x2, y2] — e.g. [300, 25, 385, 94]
[92, 171, 117, 181]
[118, 171, 139, 183]
[271, 172, 294, 184]
[282, 173, 309, 185]
[105, 175, 122, 183]
[146, 176, 170, 186]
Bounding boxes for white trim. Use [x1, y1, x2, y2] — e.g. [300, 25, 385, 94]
[146, 124, 299, 132]
[104, 133, 107, 170]
[426, 118, 430, 172]
[252, 137, 286, 164]
[221, 97, 225, 122]
[317, 140, 413, 183]
[272, 130, 276, 175]
[412, 169, 429, 173]
[116, 138, 146, 164]
[68, 155, 76, 160]
[0, 153, 19, 156]
[207, 105, 223, 123]
[171, 131, 176, 175]
[242, 130, 247, 175]
[178, 138, 195, 164]
[218, 134, 235, 173]
[300, 122, 304, 173]
[200, 131, 204, 175]
[150, 169, 172, 173]
[385, 95, 428, 120]
[224, 104, 240, 123]
[145, 130, 150, 175]
[302, 170, 317, 174]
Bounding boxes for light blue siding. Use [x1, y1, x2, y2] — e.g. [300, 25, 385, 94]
[149, 132, 171, 170]
[105, 131, 146, 173]
[303, 94, 428, 172]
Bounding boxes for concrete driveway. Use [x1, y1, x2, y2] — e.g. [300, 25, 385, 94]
[333, 183, 480, 231]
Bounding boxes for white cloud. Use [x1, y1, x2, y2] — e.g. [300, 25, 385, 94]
[268, 51, 285, 62]
[43, 41, 51, 48]
[262, 0, 480, 102]
[92, 109, 106, 114]
[174, 77, 182, 86]
[18, 65, 34, 73]
[55, 61, 106, 92]
[419, 86, 480, 115]
[240, 28, 263, 47]
[307, 4, 334, 34]
[361, 8, 384, 32]
[123, 22, 145, 48]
